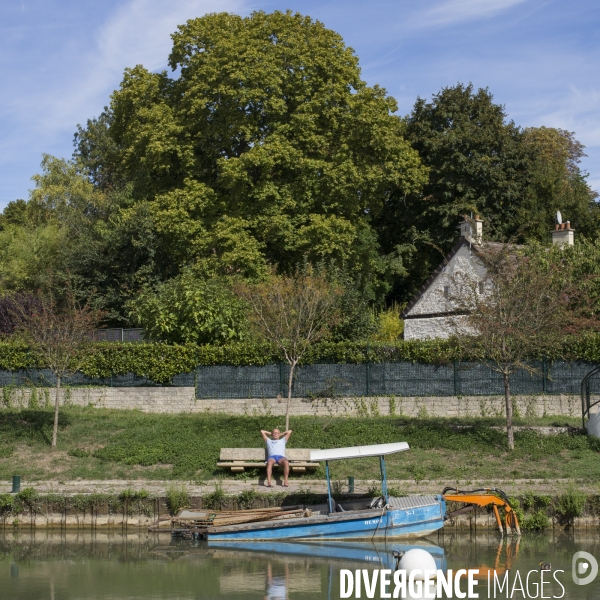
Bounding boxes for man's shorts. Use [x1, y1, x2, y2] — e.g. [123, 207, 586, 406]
[267, 455, 286, 464]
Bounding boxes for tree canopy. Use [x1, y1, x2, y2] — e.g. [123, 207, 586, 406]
[0, 11, 597, 342]
[75, 11, 427, 292]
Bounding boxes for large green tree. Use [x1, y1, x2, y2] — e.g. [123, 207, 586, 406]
[74, 10, 428, 300]
[377, 84, 599, 303]
[517, 126, 599, 241]
[376, 84, 529, 302]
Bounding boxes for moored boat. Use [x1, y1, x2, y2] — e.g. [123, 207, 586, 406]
[185, 442, 447, 541]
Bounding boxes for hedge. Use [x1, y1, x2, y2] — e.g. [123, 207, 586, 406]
[0, 335, 598, 384]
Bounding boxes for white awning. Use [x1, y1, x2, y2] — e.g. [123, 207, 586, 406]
[310, 442, 410, 462]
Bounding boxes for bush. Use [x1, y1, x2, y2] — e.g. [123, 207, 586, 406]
[522, 510, 551, 531]
[166, 484, 190, 516]
[68, 448, 90, 458]
[555, 486, 587, 526]
[203, 483, 226, 510]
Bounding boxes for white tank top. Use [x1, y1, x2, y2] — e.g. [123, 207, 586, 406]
[266, 438, 287, 458]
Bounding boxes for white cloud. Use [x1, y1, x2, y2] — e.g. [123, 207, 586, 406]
[49, 0, 246, 131]
[420, 0, 529, 28]
[0, 0, 247, 170]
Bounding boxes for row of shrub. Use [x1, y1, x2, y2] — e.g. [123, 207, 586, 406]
[0, 335, 599, 384]
[508, 488, 596, 531]
[0, 487, 158, 520]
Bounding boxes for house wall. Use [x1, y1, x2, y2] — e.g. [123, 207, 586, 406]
[403, 315, 468, 340]
[404, 243, 486, 340]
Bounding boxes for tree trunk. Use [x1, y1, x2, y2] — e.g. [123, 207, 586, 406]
[503, 371, 514, 451]
[285, 361, 297, 431]
[52, 374, 61, 448]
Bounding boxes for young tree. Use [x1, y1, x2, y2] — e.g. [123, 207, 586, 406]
[13, 290, 102, 447]
[234, 269, 343, 430]
[449, 242, 594, 450]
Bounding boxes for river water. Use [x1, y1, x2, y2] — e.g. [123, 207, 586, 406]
[1, 530, 599, 599]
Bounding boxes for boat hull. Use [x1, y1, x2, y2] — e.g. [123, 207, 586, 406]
[206, 496, 446, 541]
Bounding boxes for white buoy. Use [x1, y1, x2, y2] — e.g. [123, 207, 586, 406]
[397, 549, 437, 580]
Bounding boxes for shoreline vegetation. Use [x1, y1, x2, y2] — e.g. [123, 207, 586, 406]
[0, 484, 598, 533]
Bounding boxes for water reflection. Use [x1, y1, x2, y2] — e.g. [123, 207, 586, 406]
[0, 530, 599, 599]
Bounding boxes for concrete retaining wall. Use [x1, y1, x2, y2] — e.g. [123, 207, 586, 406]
[0, 386, 583, 417]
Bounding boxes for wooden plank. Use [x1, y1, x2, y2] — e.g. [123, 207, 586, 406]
[220, 449, 265, 460]
[219, 448, 317, 461]
[217, 462, 319, 471]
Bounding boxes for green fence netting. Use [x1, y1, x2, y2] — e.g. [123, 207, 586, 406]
[0, 361, 598, 399]
[0, 369, 195, 388]
[194, 361, 600, 399]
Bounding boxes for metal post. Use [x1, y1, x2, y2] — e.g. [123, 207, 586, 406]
[542, 359, 547, 393]
[587, 381, 591, 425]
[453, 360, 458, 396]
[325, 461, 333, 514]
[379, 456, 388, 504]
[348, 476, 355, 494]
[12, 476, 20, 494]
[279, 362, 284, 397]
[365, 345, 371, 398]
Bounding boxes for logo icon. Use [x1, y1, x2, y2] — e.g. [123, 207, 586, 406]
[572, 551, 598, 585]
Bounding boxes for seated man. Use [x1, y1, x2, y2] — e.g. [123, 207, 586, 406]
[260, 427, 292, 487]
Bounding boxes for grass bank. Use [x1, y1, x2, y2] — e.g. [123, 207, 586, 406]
[0, 407, 598, 483]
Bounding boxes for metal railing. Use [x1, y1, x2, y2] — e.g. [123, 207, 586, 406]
[581, 365, 600, 426]
[92, 328, 144, 342]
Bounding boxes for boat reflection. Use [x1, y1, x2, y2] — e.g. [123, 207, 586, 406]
[207, 539, 446, 600]
[207, 538, 447, 571]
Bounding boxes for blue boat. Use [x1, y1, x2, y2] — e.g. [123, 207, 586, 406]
[202, 442, 447, 541]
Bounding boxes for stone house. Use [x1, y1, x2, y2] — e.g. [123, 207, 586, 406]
[402, 216, 575, 340]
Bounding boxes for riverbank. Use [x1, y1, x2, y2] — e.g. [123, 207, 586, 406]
[0, 407, 597, 482]
[0, 483, 598, 531]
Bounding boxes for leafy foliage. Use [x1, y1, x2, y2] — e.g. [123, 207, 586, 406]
[69, 10, 427, 316]
[0, 334, 600, 385]
[370, 303, 404, 342]
[128, 267, 250, 344]
[1, 15, 597, 340]
[0, 294, 40, 335]
[554, 485, 587, 526]
[518, 127, 600, 241]
[166, 484, 190, 515]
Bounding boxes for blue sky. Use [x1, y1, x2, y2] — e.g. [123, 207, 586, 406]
[1, 0, 598, 209]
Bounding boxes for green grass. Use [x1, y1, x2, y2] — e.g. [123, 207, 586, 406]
[0, 407, 598, 482]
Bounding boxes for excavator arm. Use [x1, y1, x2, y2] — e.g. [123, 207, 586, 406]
[442, 487, 521, 536]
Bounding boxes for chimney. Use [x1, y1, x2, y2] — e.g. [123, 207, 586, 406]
[551, 220, 575, 247]
[459, 215, 483, 245]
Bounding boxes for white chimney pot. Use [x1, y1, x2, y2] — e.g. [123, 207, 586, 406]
[551, 221, 574, 246]
[459, 216, 483, 244]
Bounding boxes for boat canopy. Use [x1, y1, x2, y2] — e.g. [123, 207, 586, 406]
[310, 442, 409, 462]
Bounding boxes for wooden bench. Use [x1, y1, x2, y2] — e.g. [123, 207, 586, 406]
[217, 448, 320, 473]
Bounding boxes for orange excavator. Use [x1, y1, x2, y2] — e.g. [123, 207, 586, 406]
[442, 487, 521, 536]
